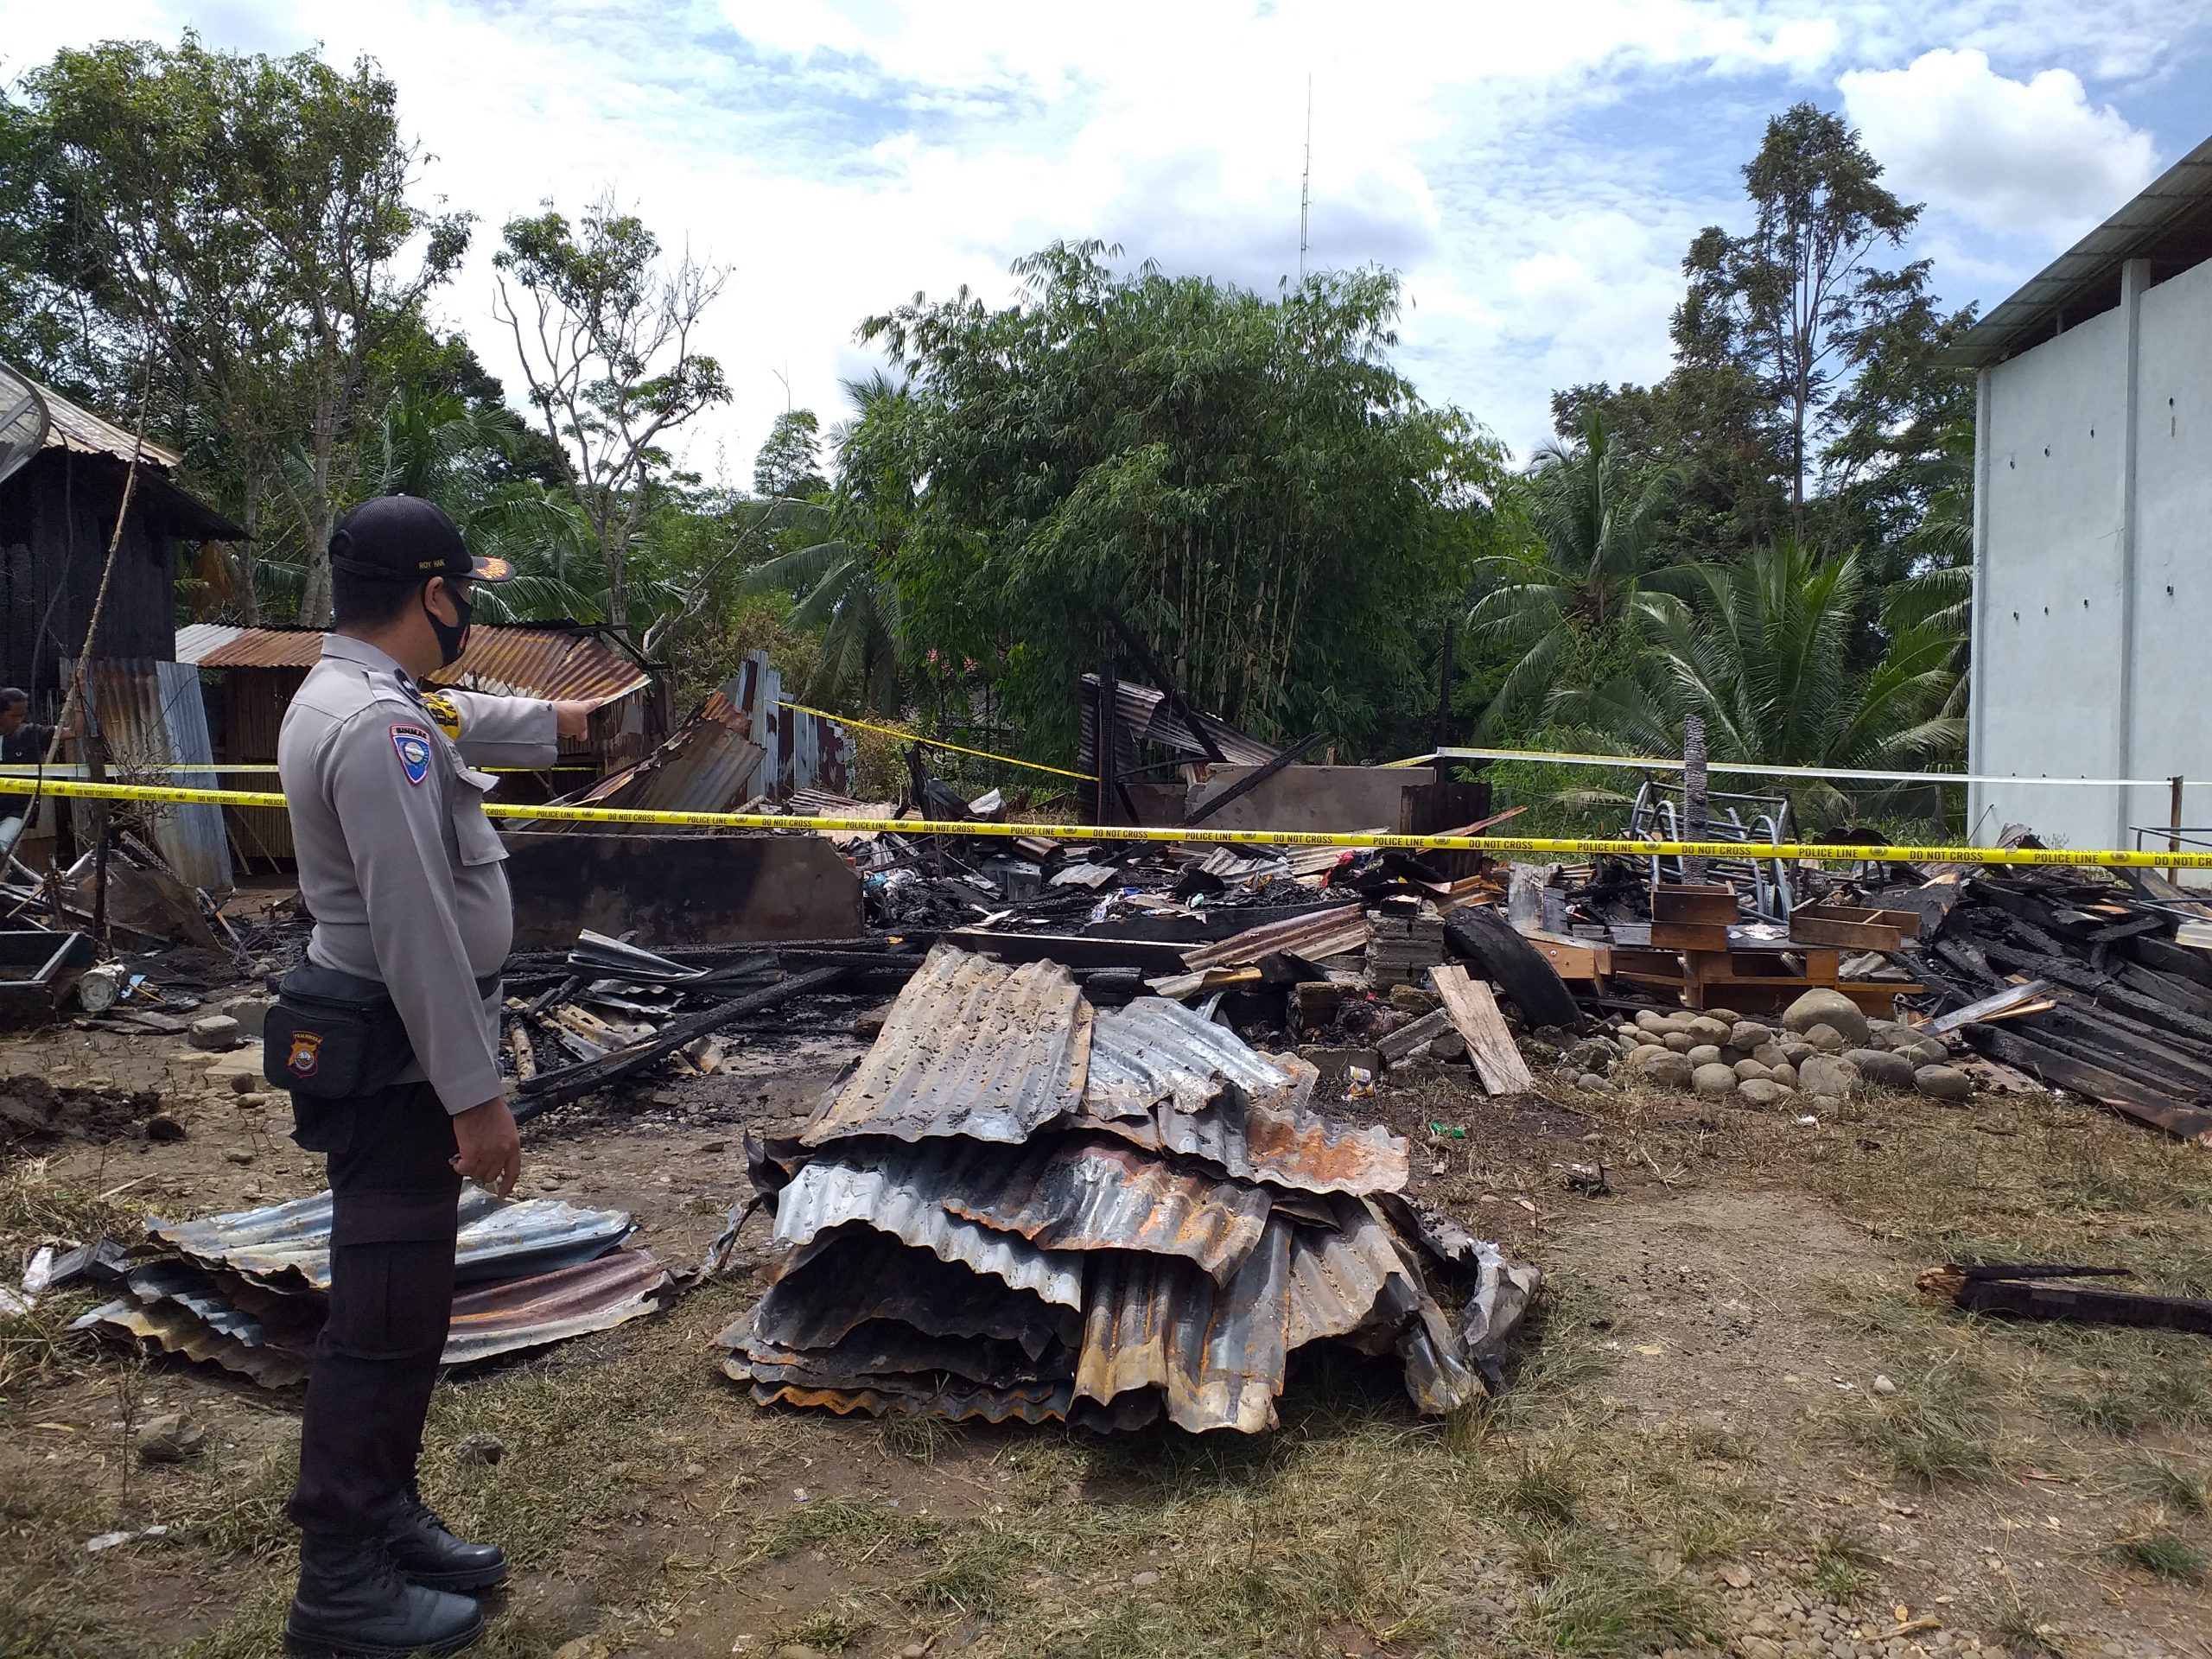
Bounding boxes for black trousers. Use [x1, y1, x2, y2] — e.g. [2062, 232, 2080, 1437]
[286, 1081, 461, 1539]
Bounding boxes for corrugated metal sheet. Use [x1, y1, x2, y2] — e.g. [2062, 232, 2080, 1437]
[149, 1189, 634, 1294]
[79, 1247, 667, 1385]
[39, 380, 186, 470]
[1075, 1213, 1293, 1434]
[719, 1307, 1069, 1389]
[801, 944, 1092, 1147]
[175, 623, 652, 710]
[67, 656, 232, 893]
[734, 1377, 1081, 1425]
[1077, 675, 1279, 768]
[1084, 995, 1292, 1120]
[942, 1135, 1272, 1283]
[747, 1229, 1079, 1357]
[767, 1155, 1088, 1308]
[1183, 903, 1370, 969]
[564, 683, 766, 814]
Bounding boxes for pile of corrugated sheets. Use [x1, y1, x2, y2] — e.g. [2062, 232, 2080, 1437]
[717, 944, 1538, 1433]
[77, 1190, 669, 1387]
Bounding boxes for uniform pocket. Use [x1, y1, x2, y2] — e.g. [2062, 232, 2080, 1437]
[448, 761, 507, 868]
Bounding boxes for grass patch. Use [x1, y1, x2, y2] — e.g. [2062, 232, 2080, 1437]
[0, 1157, 149, 1249]
[743, 1495, 918, 1567]
[1986, 1591, 2066, 1656]
[1515, 1531, 1710, 1657]
[1843, 1357, 1998, 1484]
[904, 1518, 1023, 1618]
[2121, 1451, 2211, 1516]
[781, 1599, 876, 1652]
[1804, 1526, 1878, 1605]
[2108, 1530, 2207, 1583]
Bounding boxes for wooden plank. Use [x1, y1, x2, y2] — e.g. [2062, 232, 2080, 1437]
[1524, 931, 1611, 981]
[1427, 964, 1535, 1096]
[1923, 977, 2053, 1036]
[1376, 1007, 1456, 1063]
[1651, 920, 1733, 951]
[1651, 884, 1738, 925]
[1789, 901, 1922, 948]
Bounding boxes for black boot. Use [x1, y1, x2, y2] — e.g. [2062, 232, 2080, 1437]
[384, 1498, 509, 1592]
[284, 1533, 485, 1658]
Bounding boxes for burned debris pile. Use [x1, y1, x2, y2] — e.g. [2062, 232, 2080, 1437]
[716, 944, 1537, 1432]
[75, 1189, 670, 1387]
[1899, 868, 2212, 1142]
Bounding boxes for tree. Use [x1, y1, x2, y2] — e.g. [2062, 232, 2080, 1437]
[859, 241, 1505, 758]
[4, 35, 468, 622]
[1465, 412, 1684, 735]
[1551, 540, 1964, 825]
[1680, 105, 1920, 539]
[493, 195, 730, 631]
[753, 408, 827, 499]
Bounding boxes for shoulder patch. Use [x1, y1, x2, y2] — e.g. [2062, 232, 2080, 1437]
[418, 690, 462, 741]
[390, 723, 435, 786]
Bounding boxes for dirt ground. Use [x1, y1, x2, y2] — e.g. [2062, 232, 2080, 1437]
[4, 997, 2212, 1659]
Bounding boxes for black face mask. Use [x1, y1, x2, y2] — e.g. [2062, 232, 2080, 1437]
[424, 582, 474, 668]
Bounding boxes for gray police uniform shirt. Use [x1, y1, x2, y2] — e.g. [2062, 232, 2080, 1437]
[279, 634, 557, 1114]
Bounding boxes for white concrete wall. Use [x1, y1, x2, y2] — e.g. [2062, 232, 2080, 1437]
[1968, 256, 2212, 854]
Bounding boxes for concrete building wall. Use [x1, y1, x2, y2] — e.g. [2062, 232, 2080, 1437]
[1968, 257, 2212, 852]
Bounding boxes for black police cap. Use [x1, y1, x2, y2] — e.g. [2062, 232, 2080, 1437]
[327, 495, 516, 583]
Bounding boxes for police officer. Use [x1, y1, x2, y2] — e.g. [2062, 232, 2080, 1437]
[275, 495, 589, 1657]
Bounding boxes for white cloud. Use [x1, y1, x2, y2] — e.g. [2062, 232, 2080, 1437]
[6, 1, 2207, 470]
[1840, 48, 2161, 245]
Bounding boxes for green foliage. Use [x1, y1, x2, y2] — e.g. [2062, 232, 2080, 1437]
[858, 241, 1507, 761]
[3, 33, 469, 622]
[1548, 541, 1964, 830]
[493, 194, 730, 628]
[753, 408, 828, 499]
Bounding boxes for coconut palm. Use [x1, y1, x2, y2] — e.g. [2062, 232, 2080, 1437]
[1466, 412, 1683, 736]
[1550, 539, 1964, 824]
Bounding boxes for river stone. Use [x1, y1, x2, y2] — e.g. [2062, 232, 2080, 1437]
[1898, 1039, 1948, 1068]
[1686, 1016, 1732, 1046]
[1915, 1064, 1973, 1100]
[1802, 1023, 1846, 1052]
[1738, 1078, 1789, 1108]
[1635, 1010, 1673, 1033]
[1770, 1060, 1797, 1087]
[1729, 1020, 1775, 1052]
[1781, 988, 1871, 1046]
[1687, 1043, 1723, 1066]
[1733, 1058, 1775, 1083]
[1630, 1049, 1695, 1090]
[1577, 1071, 1618, 1094]
[1798, 1054, 1860, 1098]
[1692, 1062, 1740, 1096]
[1751, 1042, 1789, 1069]
[1845, 1047, 1916, 1090]
[1663, 1032, 1695, 1052]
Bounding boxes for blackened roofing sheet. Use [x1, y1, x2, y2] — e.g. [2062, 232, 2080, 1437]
[1084, 995, 1290, 1121]
[149, 1189, 633, 1294]
[801, 944, 1093, 1147]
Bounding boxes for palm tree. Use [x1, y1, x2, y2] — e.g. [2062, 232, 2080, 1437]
[1550, 539, 1964, 825]
[1466, 412, 1681, 735]
[732, 371, 915, 713]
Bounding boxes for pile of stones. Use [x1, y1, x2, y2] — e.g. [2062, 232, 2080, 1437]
[1574, 988, 1974, 1105]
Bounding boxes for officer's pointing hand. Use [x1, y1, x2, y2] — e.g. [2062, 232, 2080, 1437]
[452, 1097, 523, 1197]
[553, 701, 592, 741]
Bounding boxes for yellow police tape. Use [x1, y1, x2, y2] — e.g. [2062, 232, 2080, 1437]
[17, 773, 2212, 870]
[772, 700, 1095, 782]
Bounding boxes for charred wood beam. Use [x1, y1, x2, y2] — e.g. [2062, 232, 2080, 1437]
[2126, 933, 2212, 989]
[514, 967, 847, 1119]
[1180, 732, 1329, 828]
[1962, 1025, 2212, 1142]
[1103, 603, 1227, 765]
[1980, 939, 2212, 1048]
[1919, 1263, 2212, 1336]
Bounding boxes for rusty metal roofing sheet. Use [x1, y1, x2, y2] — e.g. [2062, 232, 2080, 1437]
[1183, 903, 1370, 969]
[939, 1134, 1273, 1283]
[736, 1376, 1080, 1424]
[70, 656, 232, 891]
[1084, 995, 1289, 1120]
[79, 1246, 666, 1384]
[149, 1189, 633, 1294]
[718, 1307, 1071, 1390]
[175, 623, 651, 710]
[746, 1228, 1079, 1357]
[1078, 676, 1279, 767]
[1075, 1212, 1293, 1433]
[565, 682, 766, 812]
[768, 1157, 1088, 1308]
[800, 945, 1093, 1147]
[39, 378, 185, 469]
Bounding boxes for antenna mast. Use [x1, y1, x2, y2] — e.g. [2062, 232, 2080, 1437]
[1298, 75, 1312, 281]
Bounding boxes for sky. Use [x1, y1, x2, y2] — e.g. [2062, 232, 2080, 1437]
[5, 0, 2210, 481]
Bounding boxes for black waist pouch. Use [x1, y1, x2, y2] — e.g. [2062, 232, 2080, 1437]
[264, 963, 414, 1100]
